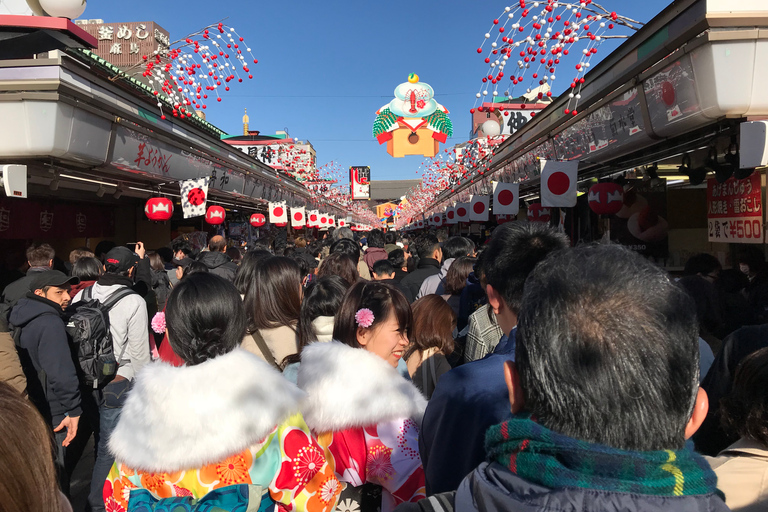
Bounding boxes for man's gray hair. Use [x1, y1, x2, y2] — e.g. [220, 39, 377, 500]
[333, 227, 354, 241]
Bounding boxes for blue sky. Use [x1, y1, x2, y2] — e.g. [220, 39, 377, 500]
[87, 0, 671, 182]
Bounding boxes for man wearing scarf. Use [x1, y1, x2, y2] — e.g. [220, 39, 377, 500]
[399, 244, 729, 512]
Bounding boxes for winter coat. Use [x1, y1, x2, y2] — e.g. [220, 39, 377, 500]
[396, 461, 731, 512]
[708, 438, 768, 511]
[0, 330, 26, 395]
[242, 324, 299, 368]
[73, 281, 150, 381]
[358, 259, 372, 281]
[196, 251, 238, 282]
[417, 259, 454, 300]
[297, 341, 427, 512]
[385, 244, 400, 255]
[0, 266, 49, 330]
[104, 348, 341, 512]
[150, 268, 172, 310]
[400, 259, 441, 303]
[9, 294, 82, 424]
[68, 280, 96, 297]
[363, 247, 389, 273]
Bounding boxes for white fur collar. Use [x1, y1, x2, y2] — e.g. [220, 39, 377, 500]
[108, 348, 305, 473]
[296, 341, 427, 433]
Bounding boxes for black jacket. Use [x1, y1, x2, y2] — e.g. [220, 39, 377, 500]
[197, 252, 238, 282]
[399, 258, 441, 303]
[0, 267, 49, 331]
[9, 294, 82, 424]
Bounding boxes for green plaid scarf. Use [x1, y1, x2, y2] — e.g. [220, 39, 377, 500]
[485, 415, 718, 497]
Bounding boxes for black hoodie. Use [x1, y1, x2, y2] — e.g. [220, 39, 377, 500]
[9, 294, 82, 424]
[197, 251, 238, 282]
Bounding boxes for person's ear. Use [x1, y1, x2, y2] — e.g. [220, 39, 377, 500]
[33, 289, 45, 298]
[504, 360, 526, 415]
[685, 387, 709, 439]
[487, 284, 503, 315]
[47, 259, 53, 268]
[357, 326, 372, 347]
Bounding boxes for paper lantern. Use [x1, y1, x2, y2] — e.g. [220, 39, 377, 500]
[527, 203, 551, 223]
[250, 213, 266, 227]
[205, 205, 226, 225]
[144, 197, 173, 222]
[588, 183, 624, 216]
[39, 0, 87, 18]
[275, 222, 287, 227]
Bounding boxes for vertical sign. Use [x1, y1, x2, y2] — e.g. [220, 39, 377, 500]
[350, 166, 371, 200]
[707, 173, 763, 244]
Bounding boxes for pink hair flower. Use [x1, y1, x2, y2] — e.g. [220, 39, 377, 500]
[355, 308, 375, 328]
[151, 312, 166, 334]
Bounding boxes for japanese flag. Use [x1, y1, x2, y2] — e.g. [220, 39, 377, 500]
[416, 218, 425, 229]
[455, 202, 471, 223]
[338, 218, 347, 227]
[307, 210, 319, 228]
[446, 205, 457, 225]
[180, 177, 209, 219]
[328, 216, 336, 227]
[291, 207, 306, 228]
[541, 160, 579, 208]
[432, 213, 443, 226]
[269, 201, 287, 223]
[493, 182, 520, 215]
[319, 213, 328, 227]
[470, 195, 490, 222]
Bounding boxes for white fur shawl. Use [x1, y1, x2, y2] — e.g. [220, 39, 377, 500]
[296, 341, 427, 433]
[108, 348, 305, 473]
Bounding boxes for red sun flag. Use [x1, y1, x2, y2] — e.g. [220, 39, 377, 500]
[269, 201, 288, 223]
[541, 159, 579, 208]
[493, 182, 520, 215]
[470, 195, 489, 222]
[291, 207, 306, 228]
[455, 202, 470, 223]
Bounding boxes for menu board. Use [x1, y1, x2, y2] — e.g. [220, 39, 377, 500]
[707, 173, 763, 244]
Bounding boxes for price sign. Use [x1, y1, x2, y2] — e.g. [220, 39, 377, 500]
[707, 173, 763, 244]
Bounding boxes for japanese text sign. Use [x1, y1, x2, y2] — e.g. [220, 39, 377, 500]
[707, 173, 763, 244]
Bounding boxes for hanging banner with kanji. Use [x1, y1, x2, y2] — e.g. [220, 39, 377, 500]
[707, 173, 763, 244]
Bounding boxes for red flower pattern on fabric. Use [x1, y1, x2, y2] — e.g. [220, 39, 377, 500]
[104, 497, 126, 512]
[293, 445, 325, 485]
[366, 445, 395, 483]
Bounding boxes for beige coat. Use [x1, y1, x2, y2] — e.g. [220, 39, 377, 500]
[0, 330, 26, 396]
[707, 438, 768, 511]
[241, 324, 298, 367]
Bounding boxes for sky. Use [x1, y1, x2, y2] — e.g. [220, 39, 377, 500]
[86, 0, 672, 183]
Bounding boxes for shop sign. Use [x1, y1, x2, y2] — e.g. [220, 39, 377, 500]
[0, 199, 115, 239]
[610, 179, 669, 259]
[707, 173, 763, 244]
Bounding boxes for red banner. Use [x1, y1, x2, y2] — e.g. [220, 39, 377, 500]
[0, 198, 115, 240]
[707, 173, 763, 244]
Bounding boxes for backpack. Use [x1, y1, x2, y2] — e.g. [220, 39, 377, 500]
[66, 287, 137, 389]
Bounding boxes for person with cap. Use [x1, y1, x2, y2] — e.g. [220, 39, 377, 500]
[71, 245, 150, 512]
[9, 269, 82, 495]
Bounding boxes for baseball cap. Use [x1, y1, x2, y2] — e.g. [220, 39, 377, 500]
[29, 270, 79, 291]
[104, 246, 140, 273]
[172, 256, 194, 269]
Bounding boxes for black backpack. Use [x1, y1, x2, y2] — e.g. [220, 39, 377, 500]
[66, 287, 137, 389]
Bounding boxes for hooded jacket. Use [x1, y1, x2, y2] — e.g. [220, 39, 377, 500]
[197, 251, 238, 282]
[363, 247, 389, 272]
[0, 266, 49, 330]
[9, 294, 82, 424]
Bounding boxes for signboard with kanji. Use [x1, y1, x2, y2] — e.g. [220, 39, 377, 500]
[707, 173, 763, 244]
[75, 20, 170, 69]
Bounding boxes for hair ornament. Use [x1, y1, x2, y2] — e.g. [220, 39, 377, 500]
[151, 312, 166, 334]
[355, 308, 375, 328]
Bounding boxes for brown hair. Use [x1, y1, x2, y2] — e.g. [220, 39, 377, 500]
[443, 256, 477, 295]
[0, 381, 61, 512]
[295, 236, 308, 249]
[146, 251, 165, 272]
[721, 347, 768, 446]
[244, 256, 302, 331]
[26, 243, 55, 267]
[318, 253, 359, 288]
[405, 295, 455, 360]
[333, 281, 412, 348]
[68, 247, 94, 265]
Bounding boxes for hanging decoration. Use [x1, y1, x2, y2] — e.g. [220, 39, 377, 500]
[249, 213, 266, 227]
[144, 197, 174, 222]
[588, 182, 624, 215]
[527, 202, 552, 222]
[291, 207, 306, 228]
[455, 202, 471, 223]
[180, 177, 209, 219]
[540, 159, 579, 207]
[493, 182, 520, 215]
[470, 195, 490, 222]
[205, 205, 226, 225]
[136, 21, 259, 120]
[472, 1, 640, 116]
[269, 201, 287, 224]
[373, 74, 453, 158]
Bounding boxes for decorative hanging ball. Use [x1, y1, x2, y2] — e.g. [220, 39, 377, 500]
[527, 203, 551, 223]
[205, 205, 226, 225]
[144, 197, 173, 222]
[249, 213, 266, 227]
[39, 0, 87, 18]
[274, 222, 287, 227]
[588, 182, 625, 216]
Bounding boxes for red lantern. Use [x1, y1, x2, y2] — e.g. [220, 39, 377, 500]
[588, 183, 624, 216]
[250, 213, 266, 227]
[496, 214, 512, 224]
[527, 203, 551, 223]
[206, 205, 226, 225]
[275, 222, 287, 227]
[145, 197, 173, 222]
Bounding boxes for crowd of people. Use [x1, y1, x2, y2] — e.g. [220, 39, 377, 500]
[1, 223, 767, 512]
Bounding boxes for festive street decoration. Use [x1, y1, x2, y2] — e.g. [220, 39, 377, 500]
[136, 21, 259, 120]
[249, 213, 266, 227]
[527, 202, 551, 222]
[291, 207, 306, 228]
[493, 181, 520, 215]
[180, 178, 208, 219]
[144, 197, 173, 222]
[455, 202, 471, 223]
[473, 1, 640, 116]
[588, 182, 624, 215]
[205, 205, 226, 225]
[374, 74, 453, 158]
[470, 195, 490, 222]
[269, 201, 287, 224]
[541, 159, 579, 207]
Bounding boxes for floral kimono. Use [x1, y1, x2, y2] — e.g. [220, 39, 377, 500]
[104, 348, 342, 512]
[296, 341, 427, 512]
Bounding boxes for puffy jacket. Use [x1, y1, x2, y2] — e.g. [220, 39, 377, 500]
[197, 251, 238, 282]
[9, 294, 82, 424]
[396, 462, 731, 512]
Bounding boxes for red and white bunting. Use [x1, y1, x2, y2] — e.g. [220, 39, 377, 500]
[446, 205, 457, 225]
[470, 195, 490, 222]
[319, 213, 329, 227]
[416, 218, 425, 229]
[307, 210, 320, 228]
[291, 207, 306, 228]
[327, 215, 336, 227]
[541, 159, 579, 208]
[432, 212, 443, 226]
[269, 201, 287, 223]
[493, 182, 520, 215]
[455, 202, 470, 223]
